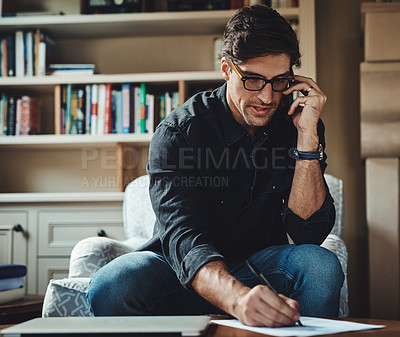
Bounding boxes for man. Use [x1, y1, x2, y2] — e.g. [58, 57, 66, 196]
[88, 5, 344, 327]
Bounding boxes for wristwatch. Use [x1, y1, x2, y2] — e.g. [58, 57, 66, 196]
[290, 144, 323, 161]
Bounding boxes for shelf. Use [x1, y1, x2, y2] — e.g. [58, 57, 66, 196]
[0, 71, 223, 87]
[0, 134, 152, 149]
[0, 192, 124, 203]
[0, 8, 299, 38]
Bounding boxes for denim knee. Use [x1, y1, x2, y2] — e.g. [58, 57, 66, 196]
[291, 244, 344, 298]
[87, 251, 163, 316]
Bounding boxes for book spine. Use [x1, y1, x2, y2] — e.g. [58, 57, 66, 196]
[20, 96, 30, 136]
[1, 93, 8, 135]
[76, 88, 85, 134]
[65, 84, 72, 134]
[134, 86, 141, 134]
[70, 89, 78, 134]
[34, 29, 40, 76]
[111, 89, 117, 134]
[115, 89, 122, 134]
[104, 83, 112, 134]
[146, 93, 154, 134]
[6, 96, 16, 135]
[7, 35, 15, 77]
[90, 84, 98, 135]
[85, 85, 92, 134]
[140, 83, 146, 133]
[97, 84, 106, 135]
[25, 31, 34, 76]
[54, 85, 61, 135]
[1, 38, 8, 77]
[121, 83, 130, 134]
[15, 98, 22, 136]
[15, 31, 24, 77]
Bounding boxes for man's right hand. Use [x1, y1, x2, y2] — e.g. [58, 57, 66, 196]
[192, 260, 301, 327]
[234, 284, 301, 327]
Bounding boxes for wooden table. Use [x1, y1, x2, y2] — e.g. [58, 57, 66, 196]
[0, 295, 44, 325]
[1, 317, 399, 337]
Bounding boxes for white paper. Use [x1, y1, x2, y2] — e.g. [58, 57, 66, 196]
[211, 317, 385, 337]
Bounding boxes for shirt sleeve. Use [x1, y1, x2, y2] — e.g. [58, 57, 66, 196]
[147, 122, 226, 290]
[280, 119, 336, 245]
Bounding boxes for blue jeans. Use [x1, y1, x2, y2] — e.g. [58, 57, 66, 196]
[88, 244, 344, 317]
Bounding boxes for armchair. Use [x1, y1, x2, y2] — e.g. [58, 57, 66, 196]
[42, 174, 348, 317]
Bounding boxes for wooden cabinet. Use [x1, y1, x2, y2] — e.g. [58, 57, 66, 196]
[0, 0, 316, 294]
[0, 196, 123, 295]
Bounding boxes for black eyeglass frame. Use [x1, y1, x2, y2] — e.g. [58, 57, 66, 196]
[228, 59, 295, 92]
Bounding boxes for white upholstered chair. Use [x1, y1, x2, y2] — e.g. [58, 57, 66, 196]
[42, 174, 348, 317]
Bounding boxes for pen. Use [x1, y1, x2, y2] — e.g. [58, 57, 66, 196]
[245, 259, 304, 327]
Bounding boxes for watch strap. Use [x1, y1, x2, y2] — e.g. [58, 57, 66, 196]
[291, 144, 323, 161]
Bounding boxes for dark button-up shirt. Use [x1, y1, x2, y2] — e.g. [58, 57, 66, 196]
[142, 83, 335, 289]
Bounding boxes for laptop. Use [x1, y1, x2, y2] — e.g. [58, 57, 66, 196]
[1, 316, 211, 337]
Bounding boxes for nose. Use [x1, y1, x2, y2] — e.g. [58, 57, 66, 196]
[256, 82, 274, 105]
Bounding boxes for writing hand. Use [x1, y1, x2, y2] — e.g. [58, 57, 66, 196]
[234, 285, 301, 327]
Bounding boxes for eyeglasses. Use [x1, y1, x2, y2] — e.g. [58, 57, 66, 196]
[229, 59, 295, 92]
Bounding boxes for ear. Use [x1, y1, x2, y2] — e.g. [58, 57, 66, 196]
[221, 57, 230, 81]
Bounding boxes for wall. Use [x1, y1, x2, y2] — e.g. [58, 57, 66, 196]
[316, 0, 368, 317]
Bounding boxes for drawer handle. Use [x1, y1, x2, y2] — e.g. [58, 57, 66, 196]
[97, 229, 107, 237]
[13, 224, 23, 232]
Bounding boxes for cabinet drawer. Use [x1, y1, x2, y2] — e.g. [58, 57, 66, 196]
[0, 211, 28, 265]
[38, 209, 124, 256]
[38, 258, 70, 295]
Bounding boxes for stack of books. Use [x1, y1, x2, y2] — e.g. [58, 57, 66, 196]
[0, 264, 27, 304]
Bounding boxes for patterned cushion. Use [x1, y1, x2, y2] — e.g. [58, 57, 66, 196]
[321, 234, 349, 317]
[325, 174, 344, 238]
[42, 278, 92, 317]
[69, 237, 144, 278]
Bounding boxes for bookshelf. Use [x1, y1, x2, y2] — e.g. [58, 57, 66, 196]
[0, 0, 316, 294]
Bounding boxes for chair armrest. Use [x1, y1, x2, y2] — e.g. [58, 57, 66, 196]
[68, 237, 136, 278]
[321, 234, 349, 317]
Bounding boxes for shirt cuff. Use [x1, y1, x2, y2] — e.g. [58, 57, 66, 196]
[281, 192, 336, 245]
[179, 244, 226, 290]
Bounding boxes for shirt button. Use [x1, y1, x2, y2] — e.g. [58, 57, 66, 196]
[220, 200, 224, 205]
[272, 185, 276, 190]
[263, 132, 268, 136]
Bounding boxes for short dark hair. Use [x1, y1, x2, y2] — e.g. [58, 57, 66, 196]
[222, 4, 301, 68]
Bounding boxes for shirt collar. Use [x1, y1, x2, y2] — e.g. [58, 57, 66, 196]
[216, 83, 275, 147]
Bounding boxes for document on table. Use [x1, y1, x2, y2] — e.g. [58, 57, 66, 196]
[211, 317, 385, 337]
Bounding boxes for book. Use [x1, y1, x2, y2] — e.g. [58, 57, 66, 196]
[6, 35, 15, 76]
[6, 96, 16, 135]
[1, 37, 8, 77]
[97, 84, 106, 135]
[24, 31, 34, 76]
[64, 84, 72, 134]
[76, 88, 85, 134]
[0, 287, 25, 305]
[90, 84, 98, 135]
[15, 31, 24, 77]
[49, 64, 95, 76]
[121, 83, 130, 134]
[15, 97, 22, 135]
[85, 84, 92, 134]
[0, 264, 27, 279]
[139, 83, 146, 133]
[20, 96, 39, 135]
[133, 86, 141, 134]
[104, 83, 112, 134]
[146, 93, 154, 134]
